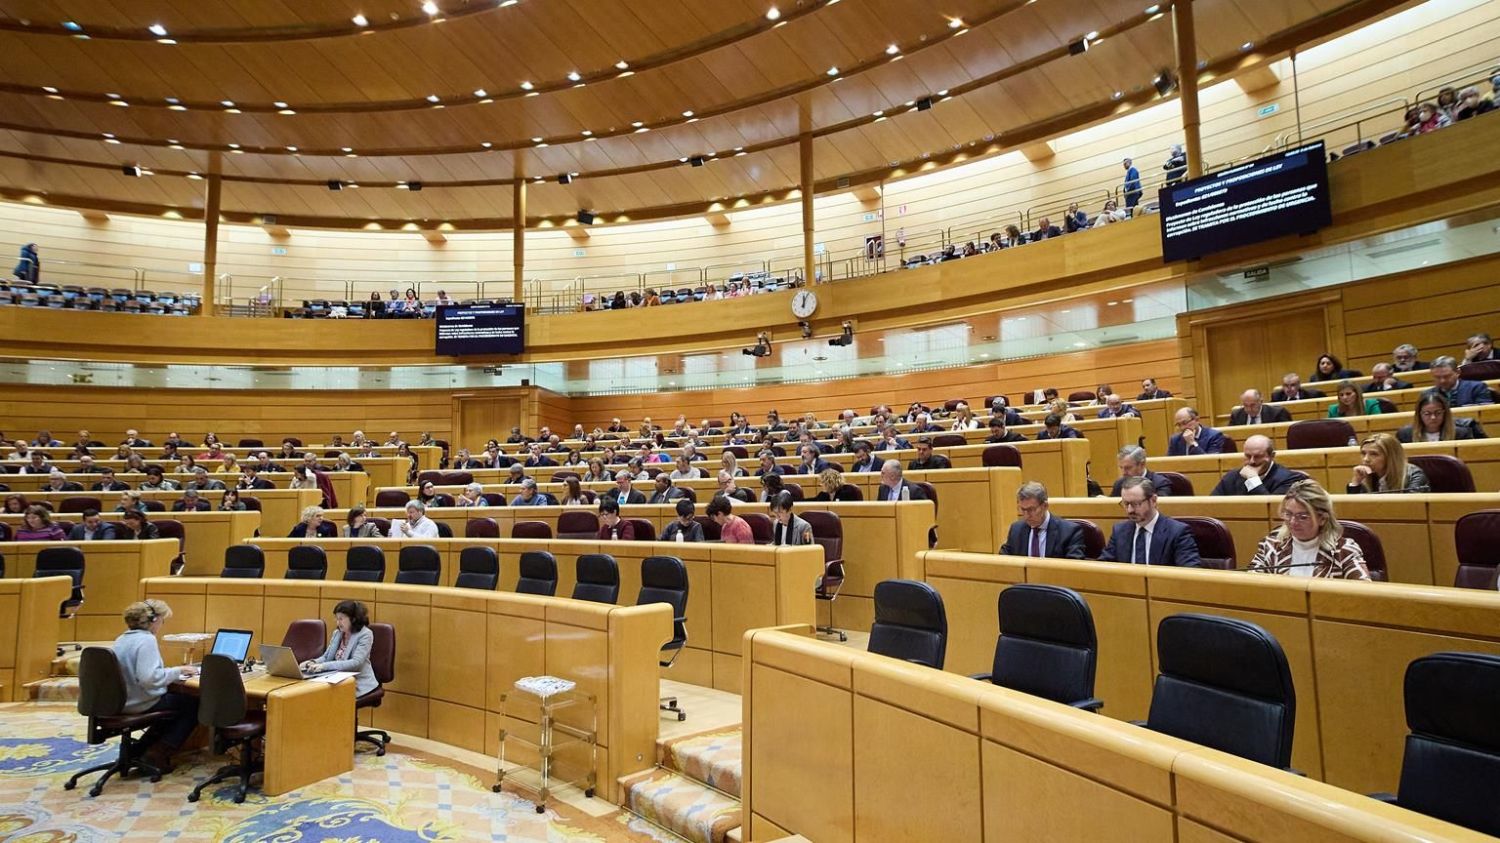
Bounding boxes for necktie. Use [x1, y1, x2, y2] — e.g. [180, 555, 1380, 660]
[775, 523, 785, 545]
[1133, 527, 1148, 565]
[1029, 528, 1041, 557]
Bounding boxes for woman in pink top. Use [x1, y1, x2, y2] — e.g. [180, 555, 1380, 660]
[708, 496, 754, 543]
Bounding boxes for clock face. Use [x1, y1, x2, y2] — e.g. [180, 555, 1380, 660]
[791, 290, 818, 318]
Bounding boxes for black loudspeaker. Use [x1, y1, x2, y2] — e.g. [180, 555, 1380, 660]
[521, 378, 531, 386]
[576, 210, 595, 225]
[916, 97, 933, 111]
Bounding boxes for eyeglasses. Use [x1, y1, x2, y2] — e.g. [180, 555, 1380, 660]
[1119, 499, 1151, 510]
[1419, 410, 1446, 419]
[1279, 512, 1315, 524]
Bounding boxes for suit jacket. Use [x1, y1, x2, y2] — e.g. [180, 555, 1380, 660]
[92, 480, 130, 492]
[1100, 516, 1201, 566]
[1098, 404, 1140, 419]
[172, 500, 211, 512]
[986, 431, 1028, 443]
[608, 489, 647, 505]
[1271, 387, 1325, 402]
[287, 521, 337, 538]
[908, 455, 952, 471]
[1396, 418, 1487, 443]
[771, 515, 815, 546]
[1110, 471, 1174, 498]
[1167, 426, 1228, 456]
[849, 456, 883, 473]
[524, 455, 557, 467]
[1210, 462, 1304, 496]
[1428, 381, 1496, 407]
[1393, 360, 1430, 372]
[794, 458, 834, 475]
[999, 516, 1086, 559]
[1137, 389, 1173, 400]
[48, 481, 84, 492]
[1229, 405, 1292, 426]
[875, 481, 928, 502]
[1248, 534, 1370, 579]
[239, 476, 275, 490]
[873, 437, 911, 452]
[67, 523, 117, 540]
[1036, 425, 1083, 440]
[989, 407, 1027, 426]
[1363, 377, 1412, 393]
[315, 626, 379, 697]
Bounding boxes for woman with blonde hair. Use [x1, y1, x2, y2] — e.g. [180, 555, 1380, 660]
[1327, 380, 1382, 418]
[1249, 480, 1370, 579]
[216, 453, 239, 474]
[1047, 399, 1079, 424]
[720, 450, 746, 478]
[112, 599, 199, 771]
[812, 467, 860, 502]
[949, 403, 979, 431]
[1347, 434, 1430, 494]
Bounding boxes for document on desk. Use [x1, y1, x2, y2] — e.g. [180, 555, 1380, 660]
[308, 671, 356, 684]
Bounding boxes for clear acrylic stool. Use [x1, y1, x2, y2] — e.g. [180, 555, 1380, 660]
[492, 678, 597, 813]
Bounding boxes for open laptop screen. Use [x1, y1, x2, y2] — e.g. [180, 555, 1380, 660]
[208, 629, 254, 663]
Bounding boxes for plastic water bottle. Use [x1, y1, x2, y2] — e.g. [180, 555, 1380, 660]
[675, 530, 684, 542]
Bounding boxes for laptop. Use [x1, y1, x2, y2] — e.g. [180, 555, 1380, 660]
[259, 643, 313, 680]
[204, 629, 254, 665]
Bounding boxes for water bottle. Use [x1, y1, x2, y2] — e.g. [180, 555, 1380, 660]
[675, 529, 684, 542]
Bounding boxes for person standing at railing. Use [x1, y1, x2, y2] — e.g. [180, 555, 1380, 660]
[1122, 158, 1142, 211]
[1163, 144, 1187, 187]
[12, 242, 38, 282]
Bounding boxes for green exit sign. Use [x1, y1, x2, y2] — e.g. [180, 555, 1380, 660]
[1257, 103, 1280, 118]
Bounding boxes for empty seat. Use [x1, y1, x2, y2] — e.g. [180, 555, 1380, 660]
[1286, 419, 1356, 450]
[374, 489, 411, 508]
[981, 445, 1022, 468]
[60, 496, 102, 513]
[515, 551, 558, 596]
[285, 545, 328, 580]
[867, 579, 948, 669]
[511, 520, 553, 540]
[281, 619, 327, 662]
[638, 555, 690, 719]
[693, 515, 721, 541]
[1156, 471, 1195, 496]
[434, 521, 453, 538]
[345, 546, 386, 582]
[801, 510, 846, 641]
[355, 623, 396, 755]
[1407, 455, 1475, 494]
[627, 518, 656, 541]
[1067, 391, 1096, 403]
[975, 584, 1102, 711]
[1176, 516, 1235, 570]
[1452, 510, 1500, 589]
[1458, 359, 1500, 381]
[1072, 518, 1106, 559]
[464, 517, 499, 538]
[930, 433, 967, 449]
[557, 510, 599, 539]
[571, 553, 620, 604]
[744, 512, 773, 544]
[454, 546, 499, 590]
[395, 545, 441, 586]
[1337, 520, 1387, 582]
[221, 545, 265, 578]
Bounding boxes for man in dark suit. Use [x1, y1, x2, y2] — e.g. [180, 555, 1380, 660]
[1428, 356, 1496, 407]
[1270, 373, 1325, 403]
[1229, 389, 1293, 426]
[987, 397, 1028, 427]
[1167, 407, 1228, 457]
[91, 467, 130, 492]
[238, 465, 275, 490]
[1035, 414, 1083, 440]
[67, 509, 116, 541]
[875, 460, 928, 502]
[849, 442, 882, 473]
[794, 444, 833, 475]
[873, 426, 911, 452]
[986, 417, 1027, 443]
[1100, 477, 1201, 566]
[1464, 332, 1497, 364]
[907, 439, 952, 471]
[1111, 446, 1175, 497]
[522, 444, 557, 468]
[1392, 343, 1429, 373]
[172, 489, 211, 512]
[609, 473, 647, 506]
[44, 471, 83, 493]
[1137, 377, 1173, 401]
[1362, 363, 1412, 393]
[999, 482, 1085, 559]
[1097, 394, 1140, 419]
[1210, 435, 1303, 496]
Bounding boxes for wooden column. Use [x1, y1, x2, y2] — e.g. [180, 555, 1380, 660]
[799, 132, 815, 285]
[1173, 0, 1203, 178]
[200, 151, 222, 316]
[512, 153, 526, 304]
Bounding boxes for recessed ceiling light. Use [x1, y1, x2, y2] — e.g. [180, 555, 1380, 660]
[472, 88, 488, 98]
[169, 143, 185, 150]
[286, 146, 298, 152]
[1112, 90, 1124, 100]
[157, 38, 176, 45]
[631, 121, 644, 127]
[531, 136, 543, 142]
[766, 6, 781, 20]
[110, 100, 129, 107]
[615, 60, 629, 70]
[682, 110, 694, 117]
[1241, 41, 1254, 50]
[278, 108, 296, 115]
[937, 89, 949, 96]
[1086, 30, 1099, 40]
[535, 142, 548, 147]
[426, 94, 440, 103]
[272, 101, 288, 108]
[635, 127, 649, 133]
[567, 71, 581, 82]
[500, 0, 518, 5]
[948, 17, 964, 28]
[42, 85, 58, 93]
[480, 141, 493, 148]
[581, 129, 593, 136]
[228, 143, 240, 149]
[519, 80, 533, 90]
[1144, 4, 1160, 12]
[148, 23, 167, 36]
[106, 92, 121, 99]
[422, 1, 440, 15]
[62, 21, 82, 31]
[220, 100, 235, 107]
[186, 172, 203, 180]
[352, 13, 368, 26]
[826, 66, 839, 76]
[342, 147, 353, 153]
[885, 43, 900, 55]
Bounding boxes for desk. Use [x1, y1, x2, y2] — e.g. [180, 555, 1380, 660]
[174, 668, 354, 796]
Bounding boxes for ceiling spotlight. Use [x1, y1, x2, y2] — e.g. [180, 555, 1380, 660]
[62, 21, 82, 31]
[352, 13, 368, 25]
[106, 92, 121, 99]
[937, 89, 949, 96]
[1144, 4, 1161, 12]
[500, 0, 518, 5]
[422, 1, 440, 15]
[948, 17, 964, 28]
[631, 121, 644, 128]
[558, 173, 573, 184]
[286, 145, 298, 152]
[615, 60, 629, 70]
[186, 172, 203, 180]
[110, 99, 129, 107]
[341, 147, 353, 153]
[148, 23, 167, 36]
[481, 141, 493, 148]
[278, 108, 295, 115]
[1153, 69, 1177, 95]
[567, 71, 581, 82]
[520, 80, 533, 90]
[157, 38, 176, 45]
[227, 143, 241, 149]
[42, 85, 58, 93]
[425, 94, 441, 104]
[1241, 41, 1254, 50]
[1112, 90, 1124, 99]
[885, 43, 900, 55]
[766, 5, 781, 19]
[826, 66, 839, 76]
[328, 180, 344, 191]
[682, 110, 694, 117]
[531, 136, 543, 143]
[122, 164, 143, 177]
[581, 129, 593, 136]
[221, 100, 236, 108]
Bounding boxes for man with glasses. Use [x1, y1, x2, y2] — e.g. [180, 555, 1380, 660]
[1100, 476, 1201, 566]
[1211, 435, 1303, 496]
[1000, 482, 1085, 559]
[1425, 356, 1495, 407]
[1167, 407, 1227, 457]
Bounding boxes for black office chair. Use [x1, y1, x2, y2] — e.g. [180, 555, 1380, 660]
[434, 520, 454, 538]
[394, 545, 441, 585]
[572, 554, 620, 604]
[515, 551, 558, 596]
[221, 545, 265, 578]
[867, 579, 948, 670]
[188, 654, 266, 804]
[64, 647, 174, 796]
[285, 545, 328, 580]
[356, 623, 396, 755]
[637, 555, 689, 720]
[974, 584, 1102, 712]
[35, 546, 85, 652]
[1371, 652, 1500, 836]
[1144, 613, 1296, 770]
[454, 546, 499, 590]
[345, 545, 386, 582]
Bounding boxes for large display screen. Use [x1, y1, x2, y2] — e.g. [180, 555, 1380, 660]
[1158, 141, 1331, 263]
[434, 303, 525, 356]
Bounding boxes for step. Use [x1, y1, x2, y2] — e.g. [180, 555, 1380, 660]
[659, 726, 742, 798]
[622, 767, 741, 843]
[26, 676, 80, 703]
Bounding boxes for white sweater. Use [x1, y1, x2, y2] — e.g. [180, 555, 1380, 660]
[112, 629, 183, 714]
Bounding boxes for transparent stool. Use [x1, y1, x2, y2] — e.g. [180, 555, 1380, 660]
[492, 677, 597, 813]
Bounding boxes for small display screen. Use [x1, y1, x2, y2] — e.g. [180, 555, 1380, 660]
[435, 304, 525, 356]
[209, 629, 253, 663]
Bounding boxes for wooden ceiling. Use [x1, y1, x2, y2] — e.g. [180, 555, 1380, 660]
[0, 0, 1404, 228]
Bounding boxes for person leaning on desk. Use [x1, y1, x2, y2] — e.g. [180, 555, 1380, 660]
[299, 599, 378, 697]
[113, 599, 200, 772]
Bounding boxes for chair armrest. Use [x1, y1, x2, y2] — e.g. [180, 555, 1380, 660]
[1368, 792, 1398, 804]
[1071, 698, 1104, 713]
[969, 672, 993, 683]
[1128, 719, 1147, 727]
[1283, 767, 1307, 777]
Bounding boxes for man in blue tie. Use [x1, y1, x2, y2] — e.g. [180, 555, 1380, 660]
[1100, 477, 1201, 567]
[1000, 482, 1086, 559]
[1427, 356, 1495, 407]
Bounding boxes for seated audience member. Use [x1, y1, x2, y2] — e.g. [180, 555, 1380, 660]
[20, 451, 54, 474]
[908, 439, 952, 471]
[238, 464, 275, 490]
[31, 430, 63, 447]
[15, 504, 66, 541]
[75, 454, 100, 473]
[45, 469, 82, 493]
[332, 453, 363, 473]
[1063, 202, 1089, 233]
[1000, 482, 1085, 559]
[1362, 363, 1412, 393]
[288, 505, 337, 538]
[758, 472, 787, 503]
[343, 506, 383, 538]
[504, 427, 527, 445]
[505, 464, 527, 485]
[92, 467, 130, 492]
[1391, 343, 1429, 373]
[178, 454, 198, 474]
[986, 417, 1027, 443]
[558, 477, 588, 506]
[669, 455, 703, 481]
[299, 600, 378, 698]
[522, 444, 557, 468]
[417, 480, 443, 507]
[597, 497, 635, 541]
[707, 495, 754, 543]
[113, 491, 143, 513]
[1271, 373, 1325, 402]
[388, 500, 440, 538]
[172, 489, 211, 512]
[719, 451, 747, 478]
[1311, 353, 1362, 382]
[1036, 413, 1082, 440]
[138, 466, 180, 492]
[1137, 378, 1173, 400]
[769, 491, 814, 546]
[813, 467, 860, 502]
[1398, 392, 1488, 443]
[186, 466, 227, 492]
[848, 441, 882, 473]
[216, 454, 240, 475]
[795, 444, 833, 475]
[1112, 446, 1173, 497]
[1099, 477, 1201, 567]
[121, 429, 151, 448]
[1097, 393, 1139, 419]
[252, 451, 284, 472]
[874, 425, 911, 452]
[1092, 198, 1127, 226]
[6, 441, 31, 462]
[1230, 389, 1291, 426]
[1032, 217, 1062, 240]
[1426, 355, 1495, 407]
[1211, 435, 1303, 496]
[511, 478, 551, 506]
[218, 488, 247, 511]
[1347, 433, 1430, 494]
[754, 451, 786, 477]
[455, 483, 487, 507]
[112, 599, 201, 772]
[611, 473, 647, 505]
[1249, 481, 1371, 579]
[661, 498, 705, 542]
[451, 448, 484, 470]
[2, 494, 24, 514]
[1464, 331, 1497, 363]
[876, 460, 927, 501]
[717, 470, 756, 503]
[648, 475, 687, 505]
[910, 413, 942, 435]
[68, 508, 116, 541]
[124, 454, 149, 474]
[118, 509, 159, 540]
[1328, 380, 1384, 417]
[949, 403, 979, 430]
[278, 441, 301, 461]
[988, 396, 1027, 427]
[1167, 407, 1227, 456]
[582, 458, 614, 483]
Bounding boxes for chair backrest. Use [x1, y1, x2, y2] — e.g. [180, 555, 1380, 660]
[557, 510, 600, 539]
[345, 545, 386, 582]
[991, 585, 1099, 708]
[368, 622, 396, 685]
[1067, 390, 1096, 403]
[434, 520, 454, 538]
[281, 619, 328, 662]
[374, 489, 411, 508]
[239, 497, 262, 512]
[1286, 418, 1355, 450]
[725, 445, 749, 459]
[1453, 510, 1500, 589]
[572, 553, 621, 604]
[930, 433, 967, 448]
[1156, 471, 1195, 496]
[1407, 454, 1476, 493]
[799, 510, 843, 567]
[744, 512, 774, 544]
[627, 518, 656, 541]
[285, 545, 327, 580]
[417, 470, 444, 486]
[454, 546, 499, 590]
[464, 517, 499, 538]
[511, 520, 553, 539]
[1146, 613, 1296, 769]
[550, 470, 581, 483]
[693, 514, 722, 541]
[76, 646, 128, 719]
[222, 544, 266, 578]
[236, 438, 264, 448]
[637, 555, 688, 649]
[60, 495, 102, 513]
[982, 444, 1022, 468]
[394, 545, 441, 585]
[34, 546, 85, 612]
[141, 500, 166, 512]
[442, 470, 472, 486]
[481, 493, 508, 506]
[1071, 519, 1106, 560]
[1459, 359, 1500, 381]
[1337, 520, 1387, 581]
[516, 551, 558, 596]
[1175, 516, 1235, 570]
[867, 579, 948, 669]
[197, 654, 249, 729]
[1394, 652, 1500, 836]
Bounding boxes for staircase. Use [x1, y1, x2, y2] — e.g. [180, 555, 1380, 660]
[621, 726, 743, 843]
[26, 650, 83, 702]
